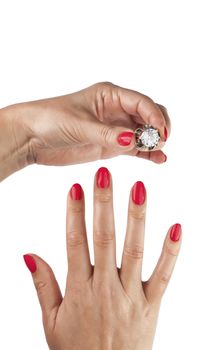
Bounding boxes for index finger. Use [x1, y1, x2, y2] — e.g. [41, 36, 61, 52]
[118, 87, 167, 139]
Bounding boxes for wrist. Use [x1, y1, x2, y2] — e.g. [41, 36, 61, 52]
[0, 104, 33, 181]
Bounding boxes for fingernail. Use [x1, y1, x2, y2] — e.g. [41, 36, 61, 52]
[23, 254, 37, 273]
[164, 127, 168, 141]
[117, 131, 134, 146]
[70, 183, 83, 200]
[96, 167, 110, 189]
[170, 224, 182, 242]
[132, 181, 146, 205]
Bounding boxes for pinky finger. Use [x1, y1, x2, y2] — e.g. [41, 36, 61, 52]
[23, 254, 62, 323]
[144, 224, 182, 303]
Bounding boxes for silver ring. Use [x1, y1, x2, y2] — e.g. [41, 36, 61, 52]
[135, 125, 160, 151]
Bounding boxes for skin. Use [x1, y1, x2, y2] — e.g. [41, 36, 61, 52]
[0, 82, 170, 181]
[0, 82, 174, 348]
[26, 170, 181, 350]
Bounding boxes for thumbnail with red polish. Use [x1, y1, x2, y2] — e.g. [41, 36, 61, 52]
[23, 254, 37, 273]
[117, 131, 134, 146]
[70, 183, 83, 200]
[132, 181, 146, 205]
[96, 167, 110, 188]
[170, 224, 182, 242]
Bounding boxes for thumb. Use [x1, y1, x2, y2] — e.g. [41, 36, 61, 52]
[23, 254, 62, 322]
[82, 121, 135, 150]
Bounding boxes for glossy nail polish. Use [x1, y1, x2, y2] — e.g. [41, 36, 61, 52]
[117, 131, 134, 146]
[164, 127, 168, 141]
[23, 254, 37, 273]
[170, 224, 182, 242]
[70, 183, 83, 200]
[96, 167, 110, 188]
[132, 181, 146, 205]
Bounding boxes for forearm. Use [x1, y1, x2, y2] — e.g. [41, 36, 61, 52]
[0, 105, 31, 182]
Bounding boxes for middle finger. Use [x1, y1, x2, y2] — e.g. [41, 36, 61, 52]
[93, 167, 117, 278]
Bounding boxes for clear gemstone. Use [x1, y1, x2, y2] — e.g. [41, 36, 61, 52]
[135, 126, 160, 150]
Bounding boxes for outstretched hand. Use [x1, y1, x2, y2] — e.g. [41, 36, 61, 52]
[24, 167, 181, 350]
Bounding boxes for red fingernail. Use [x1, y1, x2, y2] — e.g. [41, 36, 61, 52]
[132, 181, 146, 205]
[117, 131, 134, 146]
[96, 167, 110, 188]
[170, 224, 182, 242]
[70, 183, 83, 200]
[164, 127, 168, 141]
[23, 254, 37, 273]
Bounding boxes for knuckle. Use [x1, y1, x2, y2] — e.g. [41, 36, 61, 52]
[165, 244, 179, 257]
[96, 81, 113, 88]
[35, 280, 48, 296]
[129, 208, 145, 220]
[67, 230, 86, 247]
[95, 192, 112, 203]
[69, 204, 84, 214]
[156, 103, 168, 113]
[94, 230, 115, 247]
[124, 244, 144, 259]
[155, 270, 171, 286]
[100, 125, 115, 145]
[159, 274, 170, 285]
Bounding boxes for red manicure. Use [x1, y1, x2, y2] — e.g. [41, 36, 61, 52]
[70, 183, 83, 200]
[170, 224, 182, 242]
[23, 254, 37, 273]
[132, 181, 146, 205]
[117, 131, 134, 146]
[164, 127, 168, 141]
[96, 167, 110, 189]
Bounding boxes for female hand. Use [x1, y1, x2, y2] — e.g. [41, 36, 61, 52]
[23, 167, 181, 350]
[0, 82, 170, 181]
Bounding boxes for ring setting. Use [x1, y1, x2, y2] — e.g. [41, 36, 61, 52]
[135, 125, 160, 151]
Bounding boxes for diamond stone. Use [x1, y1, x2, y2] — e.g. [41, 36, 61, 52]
[135, 125, 160, 151]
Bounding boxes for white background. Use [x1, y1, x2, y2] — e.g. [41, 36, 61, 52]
[0, 0, 214, 349]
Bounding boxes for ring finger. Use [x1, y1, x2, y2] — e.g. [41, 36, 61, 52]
[120, 181, 147, 294]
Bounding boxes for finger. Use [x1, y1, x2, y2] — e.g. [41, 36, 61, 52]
[23, 254, 62, 323]
[120, 181, 146, 294]
[136, 149, 167, 164]
[93, 167, 117, 277]
[156, 103, 171, 140]
[66, 184, 92, 284]
[80, 119, 135, 152]
[144, 224, 182, 303]
[117, 87, 167, 140]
